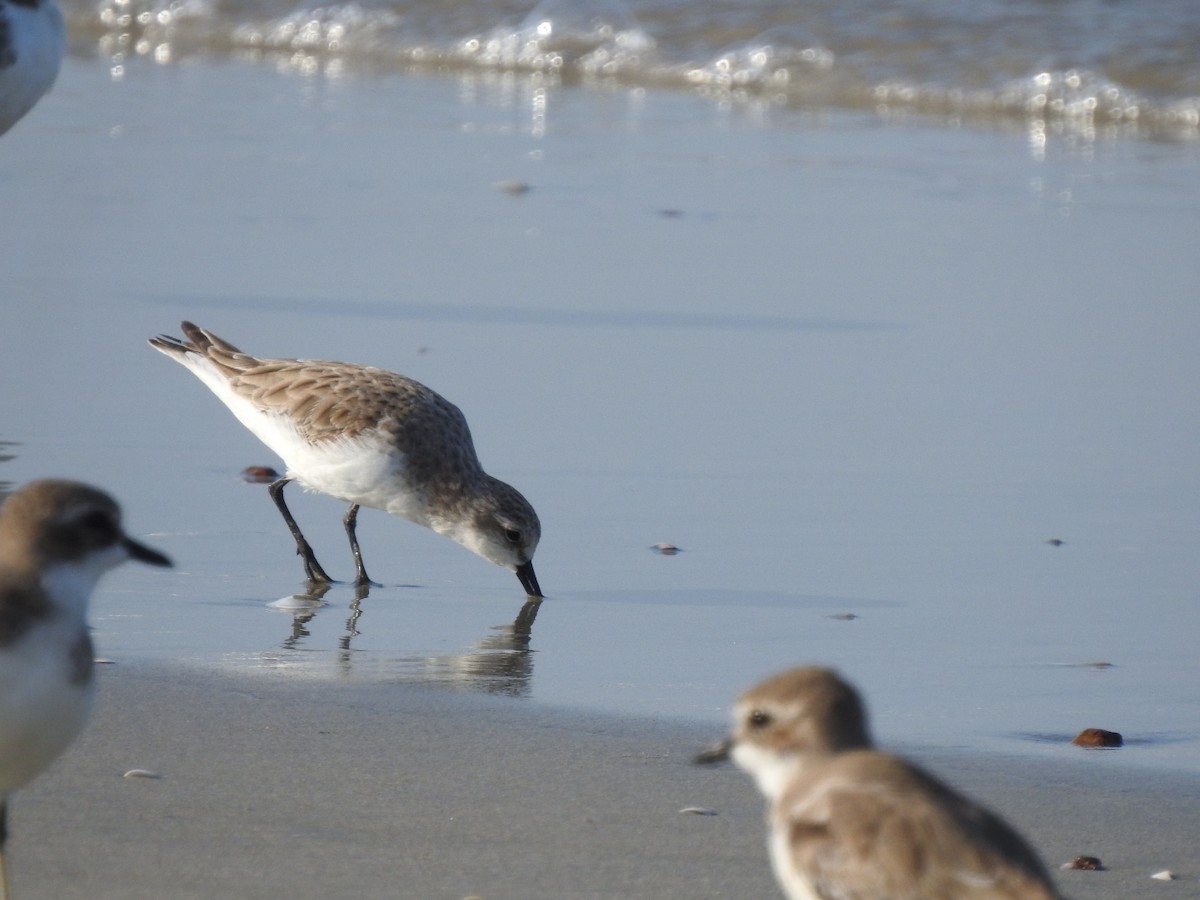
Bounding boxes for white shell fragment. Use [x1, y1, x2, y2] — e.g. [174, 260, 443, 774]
[269, 594, 328, 611]
[1150, 870, 1176, 881]
[679, 806, 718, 816]
[123, 769, 163, 779]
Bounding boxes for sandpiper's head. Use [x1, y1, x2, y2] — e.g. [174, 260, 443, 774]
[456, 479, 542, 597]
[0, 480, 173, 598]
[699, 667, 872, 801]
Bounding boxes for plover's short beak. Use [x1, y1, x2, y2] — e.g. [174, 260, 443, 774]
[124, 537, 173, 568]
[694, 737, 733, 765]
[516, 560, 542, 598]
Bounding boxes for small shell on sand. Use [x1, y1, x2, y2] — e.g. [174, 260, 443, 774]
[269, 594, 328, 611]
[679, 806, 718, 816]
[1072, 728, 1123, 748]
[1150, 870, 1176, 881]
[651, 543, 683, 555]
[827, 612, 859, 621]
[241, 465, 280, 483]
[1061, 856, 1105, 870]
[123, 769, 163, 779]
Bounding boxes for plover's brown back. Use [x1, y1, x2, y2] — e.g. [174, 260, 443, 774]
[705, 667, 1063, 900]
[771, 748, 1061, 899]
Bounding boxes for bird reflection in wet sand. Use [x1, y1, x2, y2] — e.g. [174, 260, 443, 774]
[0, 440, 18, 501]
[408, 596, 542, 697]
[273, 581, 335, 651]
[269, 587, 541, 697]
[269, 581, 375, 665]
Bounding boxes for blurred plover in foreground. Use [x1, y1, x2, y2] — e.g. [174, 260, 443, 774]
[0, 479, 170, 898]
[0, 0, 63, 136]
[698, 666, 1063, 900]
[150, 322, 542, 596]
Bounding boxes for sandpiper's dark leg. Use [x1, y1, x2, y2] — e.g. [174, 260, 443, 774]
[343, 503, 380, 587]
[268, 477, 333, 584]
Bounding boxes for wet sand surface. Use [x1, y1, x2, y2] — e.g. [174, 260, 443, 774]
[15, 662, 1199, 899]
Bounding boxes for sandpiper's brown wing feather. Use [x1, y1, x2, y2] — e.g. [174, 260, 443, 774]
[228, 360, 472, 445]
[780, 752, 1061, 900]
[159, 324, 479, 463]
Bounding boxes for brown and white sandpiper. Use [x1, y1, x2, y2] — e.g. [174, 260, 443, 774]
[150, 322, 542, 596]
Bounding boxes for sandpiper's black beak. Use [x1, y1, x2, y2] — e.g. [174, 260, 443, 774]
[124, 537, 173, 568]
[516, 560, 542, 598]
[694, 738, 733, 765]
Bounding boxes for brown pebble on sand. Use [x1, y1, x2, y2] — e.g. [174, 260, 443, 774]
[494, 179, 530, 196]
[1061, 856, 1105, 870]
[241, 465, 280, 483]
[1072, 728, 1123, 748]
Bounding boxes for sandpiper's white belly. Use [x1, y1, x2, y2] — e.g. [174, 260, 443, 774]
[286, 430, 431, 525]
[174, 352, 440, 525]
[0, 618, 93, 793]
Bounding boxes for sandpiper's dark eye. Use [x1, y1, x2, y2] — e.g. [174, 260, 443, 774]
[504, 529, 522, 544]
[748, 710, 772, 729]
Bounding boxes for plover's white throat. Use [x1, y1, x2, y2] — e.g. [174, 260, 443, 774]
[149, 321, 543, 596]
[0, 479, 171, 899]
[0, 0, 63, 136]
[699, 667, 1063, 900]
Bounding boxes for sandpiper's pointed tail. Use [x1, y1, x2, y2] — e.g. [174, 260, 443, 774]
[148, 321, 243, 359]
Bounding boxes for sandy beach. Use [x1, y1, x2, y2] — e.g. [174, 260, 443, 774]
[9, 662, 1196, 899]
[2, 19, 1199, 898]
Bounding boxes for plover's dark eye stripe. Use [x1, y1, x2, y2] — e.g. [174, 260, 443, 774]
[73, 510, 121, 546]
[78, 510, 114, 532]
